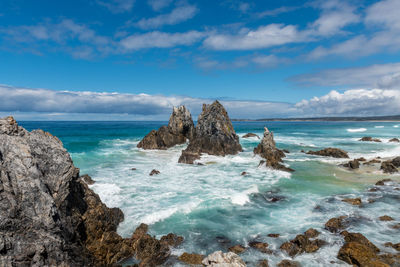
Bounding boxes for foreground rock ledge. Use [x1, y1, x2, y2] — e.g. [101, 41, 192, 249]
[138, 105, 194, 150]
[0, 116, 178, 266]
[179, 100, 242, 164]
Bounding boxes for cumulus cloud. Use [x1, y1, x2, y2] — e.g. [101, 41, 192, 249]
[203, 24, 307, 50]
[135, 4, 198, 29]
[120, 30, 205, 50]
[296, 89, 400, 116]
[289, 62, 400, 89]
[0, 85, 294, 119]
[96, 0, 135, 13]
[147, 0, 173, 11]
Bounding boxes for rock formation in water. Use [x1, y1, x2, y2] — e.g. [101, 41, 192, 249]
[202, 251, 246, 266]
[359, 136, 382, 142]
[306, 148, 349, 158]
[138, 105, 194, 150]
[179, 101, 242, 164]
[242, 133, 259, 139]
[0, 116, 181, 266]
[254, 127, 293, 172]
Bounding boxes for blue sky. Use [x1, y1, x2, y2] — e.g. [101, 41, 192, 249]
[1, 0, 400, 120]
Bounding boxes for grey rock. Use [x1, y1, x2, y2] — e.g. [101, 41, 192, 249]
[202, 251, 246, 267]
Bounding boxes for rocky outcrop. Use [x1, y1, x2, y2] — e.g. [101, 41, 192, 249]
[342, 197, 362, 206]
[249, 241, 270, 253]
[389, 138, 400, 142]
[325, 216, 348, 233]
[178, 252, 204, 265]
[229, 244, 246, 254]
[359, 136, 382, 142]
[138, 106, 194, 150]
[254, 127, 293, 172]
[179, 101, 242, 163]
[343, 159, 360, 169]
[280, 229, 326, 257]
[0, 116, 179, 266]
[381, 161, 398, 173]
[306, 148, 349, 158]
[202, 251, 246, 266]
[379, 215, 394, 221]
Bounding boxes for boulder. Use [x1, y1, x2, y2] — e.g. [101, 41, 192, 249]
[389, 138, 400, 142]
[391, 156, 400, 167]
[258, 259, 269, 267]
[149, 169, 160, 176]
[229, 244, 246, 254]
[277, 260, 301, 267]
[306, 148, 349, 158]
[179, 101, 242, 163]
[241, 171, 248, 176]
[160, 233, 184, 247]
[325, 216, 348, 233]
[384, 242, 400, 252]
[178, 252, 204, 265]
[280, 234, 326, 256]
[342, 197, 362, 206]
[380, 161, 398, 173]
[364, 159, 381, 165]
[254, 127, 293, 172]
[202, 251, 246, 267]
[359, 136, 382, 142]
[249, 241, 270, 253]
[340, 231, 380, 253]
[138, 106, 194, 150]
[304, 228, 320, 238]
[268, 233, 280, 238]
[242, 133, 259, 139]
[343, 159, 360, 169]
[375, 179, 392, 185]
[379, 215, 394, 221]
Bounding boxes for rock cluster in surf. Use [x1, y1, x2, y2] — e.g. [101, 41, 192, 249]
[0, 116, 182, 266]
[254, 127, 293, 172]
[179, 100, 242, 163]
[138, 105, 194, 150]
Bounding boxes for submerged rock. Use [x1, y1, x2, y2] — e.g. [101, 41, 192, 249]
[379, 215, 394, 221]
[268, 233, 280, 238]
[229, 244, 246, 254]
[202, 251, 246, 267]
[179, 101, 242, 163]
[242, 133, 259, 139]
[359, 136, 382, 142]
[391, 156, 400, 167]
[375, 179, 392, 186]
[306, 148, 349, 158]
[178, 252, 204, 265]
[342, 197, 362, 206]
[249, 241, 270, 253]
[389, 138, 400, 142]
[138, 106, 194, 150]
[325, 216, 348, 233]
[160, 233, 184, 247]
[254, 127, 293, 172]
[277, 259, 301, 267]
[280, 233, 326, 257]
[149, 169, 160, 176]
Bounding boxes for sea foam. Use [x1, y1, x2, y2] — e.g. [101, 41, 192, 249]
[347, 128, 367, 132]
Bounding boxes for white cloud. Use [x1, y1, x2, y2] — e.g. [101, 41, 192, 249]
[120, 30, 205, 50]
[257, 6, 300, 18]
[96, 0, 135, 13]
[290, 62, 400, 89]
[365, 0, 400, 31]
[147, 0, 173, 11]
[0, 84, 294, 119]
[296, 89, 400, 116]
[203, 24, 307, 50]
[135, 4, 197, 29]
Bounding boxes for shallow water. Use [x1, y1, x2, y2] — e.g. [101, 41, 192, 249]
[21, 121, 400, 266]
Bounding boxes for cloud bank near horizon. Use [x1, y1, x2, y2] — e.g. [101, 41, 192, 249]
[1, 85, 400, 120]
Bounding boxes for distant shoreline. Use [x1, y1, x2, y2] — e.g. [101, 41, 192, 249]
[232, 115, 400, 122]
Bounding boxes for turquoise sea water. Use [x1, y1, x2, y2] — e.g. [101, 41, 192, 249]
[21, 121, 400, 266]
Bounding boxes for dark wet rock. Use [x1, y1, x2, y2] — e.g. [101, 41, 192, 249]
[241, 171, 248, 176]
[325, 216, 348, 233]
[277, 259, 301, 267]
[342, 197, 362, 206]
[178, 252, 204, 265]
[131, 167, 137, 170]
[280, 234, 326, 256]
[379, 253, 400, 266]
[300, 149, 305, 153]
[138, 106, 194, 150]
[267, 233, 280, 238]
[254, 127, 294, 172]
[202, 251, 246, 266]
[178, 151, 201, 164]
[343, 159, 360, 169]
[242, 133, 259, 139]
[368, 198, 376, 203]
[381, 161, 398, 173]
[249, 241, 270, 253]
[258, 160, 266, 167]
[389, 138, 400, 142]
[359, 136, 382, 142]
[81, 174, 95, 185]
[391, 223, 400, 229]
[376, 179, 392, 186]
[384, 242, 400, 251]
[356, 157, 367, 161]
[369, 187, 379, 192]
[379, 215, 394, 221]
[306, 148, 349, 158]
[216, 235, 231, 244]
[0, 116, 134, 266]
[160, 233, 184, 247]
[304, 228, 320, 238]
[149, 169, 160, 176]
[258, 259, 269, 267]
[179, 101, 242, 164]
[228, 244, 246, 254]
[364, 159, 382, 165]
[283, 149, 290, 153]
[337, 232, 387, 267]
[390, 156, 400, 167]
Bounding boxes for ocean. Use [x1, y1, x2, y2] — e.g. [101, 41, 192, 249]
[20, 121, 400, 266]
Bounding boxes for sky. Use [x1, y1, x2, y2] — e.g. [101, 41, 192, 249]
[0, 0, 400, 120]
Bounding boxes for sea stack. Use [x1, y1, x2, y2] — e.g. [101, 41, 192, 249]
[254, 127, 293, 172]
[179, 100, 242, 164]
[137, 105, 194, 149]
